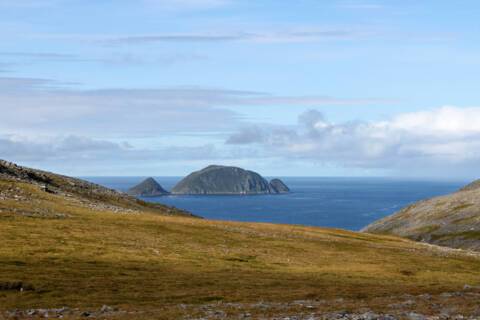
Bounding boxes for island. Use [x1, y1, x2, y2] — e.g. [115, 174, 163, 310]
[269, 178, 290, 193]
[127, 177, 169, 197]
[171, 165, 290, 195]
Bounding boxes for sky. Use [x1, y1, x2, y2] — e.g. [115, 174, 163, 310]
[1, 0, 480, 178]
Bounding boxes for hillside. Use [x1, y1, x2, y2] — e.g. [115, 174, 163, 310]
[171, 165, 289, 195]
[363, 180, 480, 251]
[0, 160, 190, 217]
[1, 162, 480, 319]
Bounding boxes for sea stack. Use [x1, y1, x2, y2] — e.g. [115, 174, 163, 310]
[171, 165, 290, 195]
[269, 178, 290, 193]
[127, 177, 169, 197]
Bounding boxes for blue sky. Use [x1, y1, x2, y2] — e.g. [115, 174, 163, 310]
[1, 0, 480, 178]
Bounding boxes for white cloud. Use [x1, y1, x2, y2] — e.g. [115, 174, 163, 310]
[144, 0, 230, 9]
[338, 2, 385, 10]
[0, 0, 230, 12]
[0, 135, 128, 162]
[226, 106, 480, 177]
[0, 77, 385, 138]
[0, 134, 245, 175]
[0, 63, 13, 72]
[0, 79, 246, 137]
[388, 106, 480, 136]
[0, 52, 76, 60]
[0, 76, 391, 175]
[0, 0, 230, 9]
[0, 0, 61, 8]
[105, 29, 367, 45]
[0, 51, 207, 67]
[2, 74, 478, 178]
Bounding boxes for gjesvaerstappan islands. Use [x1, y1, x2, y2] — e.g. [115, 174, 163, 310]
[1, 159, 480, 319]
[127, 165, 290, 196]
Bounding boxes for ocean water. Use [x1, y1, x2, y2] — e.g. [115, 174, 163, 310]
[84, 177, 465, 231]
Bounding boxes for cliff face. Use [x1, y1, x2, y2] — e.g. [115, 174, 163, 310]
[362, 179, 480, 251]
[127, 178, 169, 197]
[171, 165, 289, 195]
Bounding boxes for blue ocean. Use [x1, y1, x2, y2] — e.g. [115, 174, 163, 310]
[84, 177, 465, 231]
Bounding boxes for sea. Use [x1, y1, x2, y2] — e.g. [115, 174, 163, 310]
[84, 177, 466, 231]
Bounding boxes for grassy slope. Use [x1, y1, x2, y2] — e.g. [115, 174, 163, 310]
[363, 186, 480, 251]
[0, 159, 192, 217]
[1, 181, 480, 318]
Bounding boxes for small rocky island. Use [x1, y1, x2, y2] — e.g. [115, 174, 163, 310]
[171, 165, 290, 195]
[269, 178, 290, 193]
[127, 177, 169, 197]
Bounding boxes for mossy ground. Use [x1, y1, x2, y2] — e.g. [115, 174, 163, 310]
[1, 181, 480, 318]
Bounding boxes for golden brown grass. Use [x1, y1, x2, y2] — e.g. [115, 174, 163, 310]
[1, 180, 480, 318]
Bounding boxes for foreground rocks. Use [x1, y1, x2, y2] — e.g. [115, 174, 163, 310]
[4, 305, 126, 319]
[178, 287, 480, 320]
[6, 289, 477, 319]
[3, 285, 480, 319]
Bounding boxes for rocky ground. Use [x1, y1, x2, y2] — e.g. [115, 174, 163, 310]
[3, 305, 127, 319]
[179, 288, 480, 320]
[3, 287, 480, 319]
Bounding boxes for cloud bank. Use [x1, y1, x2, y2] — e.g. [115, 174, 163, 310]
[227, 106, 480, 177]
[105, 29, 366, 45]
[1, 74, 477, 177]
[0, 77, 382, 137]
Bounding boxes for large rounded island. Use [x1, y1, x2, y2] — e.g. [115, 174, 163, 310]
[171, 165, 289, 195]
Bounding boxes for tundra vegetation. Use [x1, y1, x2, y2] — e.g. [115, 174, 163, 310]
[1, 161, 480, 319]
